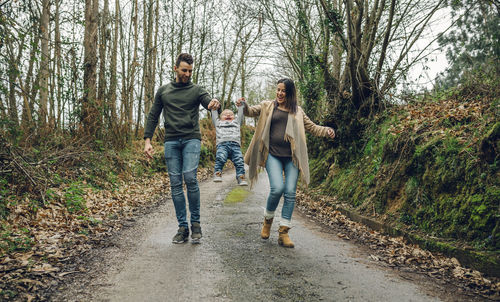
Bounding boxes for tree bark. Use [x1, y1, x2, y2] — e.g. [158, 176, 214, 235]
[108, 0, 119, 130]
[54, 0, 63, 129]
[39, 0, 50, 130]
[98, 0, 110, 106]
[0, 95, 7, 124]
[125, 0, 139, 139]
[374, 0, 395, 91]
[21, 19, 39, 133]
[138, 0, 155, 135]
[82, 0, 100, 137]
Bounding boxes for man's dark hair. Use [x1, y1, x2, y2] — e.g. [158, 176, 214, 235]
[276, 78, 298, 114]
[176, 53, 194, 67]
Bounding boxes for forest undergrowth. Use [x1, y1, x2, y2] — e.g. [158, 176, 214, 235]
[0, 135, 194, 300]
[0, 88, 498, 300]
[304, 75, 499, 279]
[0, 116, 236, 300]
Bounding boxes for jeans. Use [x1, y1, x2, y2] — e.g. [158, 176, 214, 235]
[265, 153, 299, 222]
[214, 141, 245, 178]
[164, 138, 201, 227]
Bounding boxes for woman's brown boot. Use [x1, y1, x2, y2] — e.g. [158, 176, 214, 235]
[278, 226, 294, 248]
[261, 218, 273, 239]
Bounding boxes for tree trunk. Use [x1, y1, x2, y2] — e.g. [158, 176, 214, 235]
[0, 95, 7, 125]
[98, 0, 110, 107]
[119, 2, 128, 126]
[220, 25, 242, 109]
[7, 54, 19, 129]
[39, 0, 50, 130]
[108, 0, 119, 130]
[21, 21, 39, 134]
[82, 0, 100, 138]
[3, 18, 26, 131]
[70, 47, 78, 131]
[151, 0, 159, 91]
[54, 0, 63, 129]
[137, 0, 152, 135]
[125, 0, 139, 140]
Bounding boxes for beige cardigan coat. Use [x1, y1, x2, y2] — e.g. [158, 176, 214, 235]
[243, 100, 331, 187]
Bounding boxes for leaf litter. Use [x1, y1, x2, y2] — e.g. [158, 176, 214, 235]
[296, 190, 500, 300]
[0, 165, 211, 301]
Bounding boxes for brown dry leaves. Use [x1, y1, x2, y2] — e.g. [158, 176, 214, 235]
[296, 189, 500, 299]
[387, 97, 491, 146]
[0, 167, 211, 301]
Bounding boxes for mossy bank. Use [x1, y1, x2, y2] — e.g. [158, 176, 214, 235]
[308, 82, 499, 265]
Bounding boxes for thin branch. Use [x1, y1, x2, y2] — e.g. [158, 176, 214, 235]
[0, 0, 11, 8]
[381, 0, 445, 93]
[318, 0, 348, 50]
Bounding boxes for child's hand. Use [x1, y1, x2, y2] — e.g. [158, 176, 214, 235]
[236, 97, 246, 107]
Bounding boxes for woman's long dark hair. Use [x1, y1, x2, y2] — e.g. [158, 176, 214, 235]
[276, 78, 298, 114]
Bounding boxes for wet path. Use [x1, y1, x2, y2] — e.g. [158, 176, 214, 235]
[53, 170, 457, 301]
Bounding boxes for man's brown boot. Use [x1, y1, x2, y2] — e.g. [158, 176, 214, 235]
[278, 226, 294, 248]
[260, 218, 273, 239]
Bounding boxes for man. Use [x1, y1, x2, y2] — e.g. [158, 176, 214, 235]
[144, 53, 220, 244]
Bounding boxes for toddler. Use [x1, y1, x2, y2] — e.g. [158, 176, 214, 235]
[211, 104, 247, 186]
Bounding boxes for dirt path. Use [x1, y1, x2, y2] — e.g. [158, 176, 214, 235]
[49, 170, 480, 301]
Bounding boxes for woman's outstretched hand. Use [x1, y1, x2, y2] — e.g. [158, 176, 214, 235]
[236, 97, 246, 107]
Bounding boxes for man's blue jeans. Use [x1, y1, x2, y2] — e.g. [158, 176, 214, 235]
[265, 153, 299, 222]
[214, 141, 245, 178]
[164, 139, 201, 227]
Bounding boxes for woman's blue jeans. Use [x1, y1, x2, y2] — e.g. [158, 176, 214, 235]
[164, 139, 201, 227]
[265, 153, 299, 221]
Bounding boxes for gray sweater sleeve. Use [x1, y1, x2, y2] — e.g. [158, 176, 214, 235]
[236, 104, 244, 125]
[211, 109, 219, 127]
[144, 86, 165, 139]
[198, 86, 212, 110]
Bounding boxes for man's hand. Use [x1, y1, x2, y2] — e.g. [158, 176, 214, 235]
[236, 97, 246, 107]
[144, 138, 154, 159]
[208, 99, 221, 110]
[327, 128, 335, 139]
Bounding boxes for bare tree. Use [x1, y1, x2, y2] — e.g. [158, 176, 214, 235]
[1, 23, 21, 129]
[54, 0, 63, 129]
[38, 0, 50, 130]
[138, 0, 156, 135]
[225, 16, 263, 106]
[123, 0, 139, 140]
[108, 0, 120, 131]
[82, 0, 100, 137]
[20, 13, 40, 134]
[261, 0, 445, 119]
[98, 0, 111, 106]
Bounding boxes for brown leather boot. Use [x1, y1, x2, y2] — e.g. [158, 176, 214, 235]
[260, 218, 273, 239]
[278, 226, 294, 248]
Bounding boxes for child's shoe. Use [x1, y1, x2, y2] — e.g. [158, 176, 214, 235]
[213, 171, 222, 182]
[237, 175, 248, 186]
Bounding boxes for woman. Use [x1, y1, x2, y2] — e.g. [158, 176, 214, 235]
[236, 78, 335, 248]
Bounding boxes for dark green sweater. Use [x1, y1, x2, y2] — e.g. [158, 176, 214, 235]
[144, 81, 212, 141]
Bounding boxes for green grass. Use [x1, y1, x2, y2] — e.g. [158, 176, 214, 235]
[224, 187, 250, 204]
[0, 224, 33, 255]
[64, 181, 87, 214]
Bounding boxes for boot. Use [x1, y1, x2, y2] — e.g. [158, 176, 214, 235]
[278, 226, 294, 248]
[260, 218, 273, 239]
